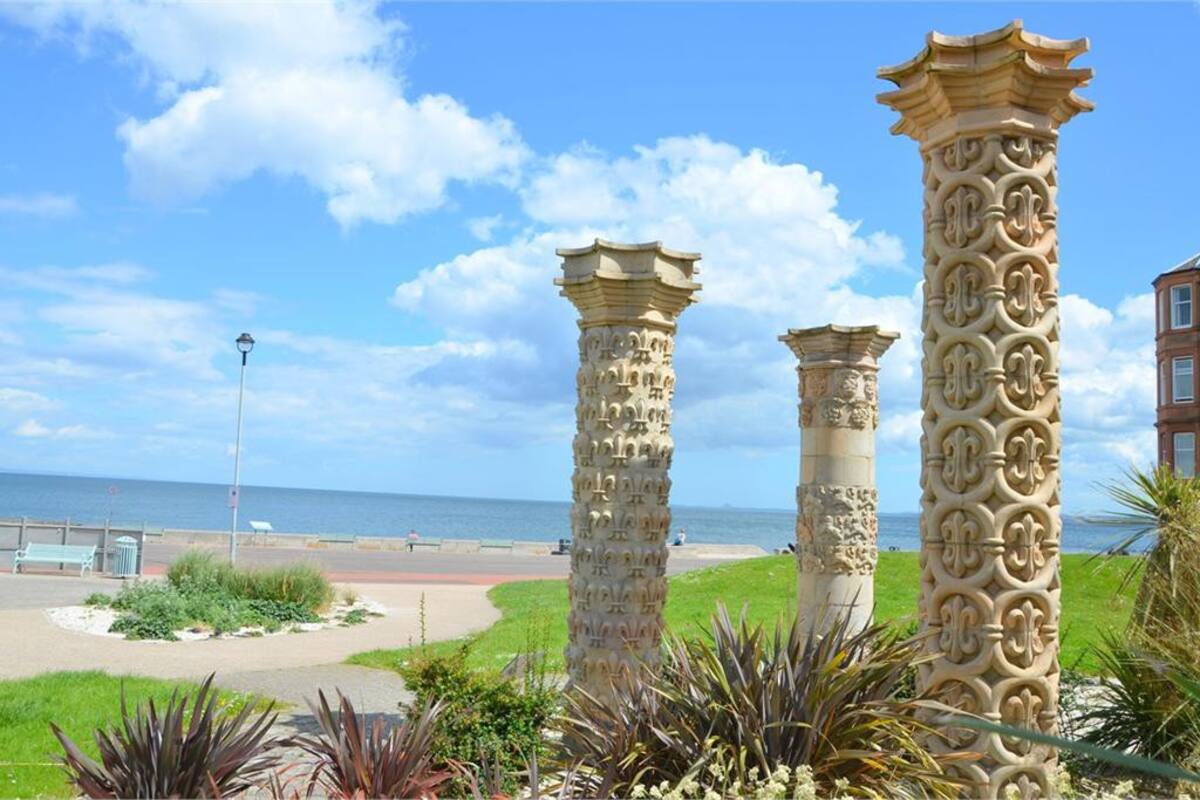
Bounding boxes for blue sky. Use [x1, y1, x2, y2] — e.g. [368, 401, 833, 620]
[0, 2, 1195, 513]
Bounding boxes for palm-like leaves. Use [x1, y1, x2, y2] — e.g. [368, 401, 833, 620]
[1093, 466, 1200, 624]
[1081, 633, 1200, 770]
[52, 674, 281, 799]
[554, 606, 957, 799]
[292, 691, 455, 799]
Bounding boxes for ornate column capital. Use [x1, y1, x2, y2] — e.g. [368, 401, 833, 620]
[556, 239, 702, 331]
[876, 19, 1093, 148]
[780, 324, 900, 370]
[780, 325, 899, 431]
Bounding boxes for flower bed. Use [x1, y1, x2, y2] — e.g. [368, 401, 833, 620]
[48, 550, 383, 641]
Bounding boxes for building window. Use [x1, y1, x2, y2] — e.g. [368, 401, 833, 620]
[1172, 285, 1193, 329]
[1161, 361, 1168, 404]
[1159, 290, 1166, 332]
[1175, 357, 1195, 403]
[1176, 432, 1196, 478]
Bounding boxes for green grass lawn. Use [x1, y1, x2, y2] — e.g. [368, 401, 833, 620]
[0, 671, 268, 798]
[349, 552, 1137, 677]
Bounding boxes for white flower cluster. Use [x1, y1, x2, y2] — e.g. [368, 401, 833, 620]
[1005, 767, 1197, 800]
[626, 764, 854, 800]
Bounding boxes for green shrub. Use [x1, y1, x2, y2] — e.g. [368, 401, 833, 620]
[400, 644, 557, 794]
[342, 608, 368, 626]
[83, 592, 112, 607]
[110, 613, 180, 641]
[241, 599, 320, 626]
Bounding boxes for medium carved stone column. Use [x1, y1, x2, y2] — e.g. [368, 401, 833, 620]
[878, 21, 1092, 798]
[557, 239, 701, 696]
[781, 325, 898, 636]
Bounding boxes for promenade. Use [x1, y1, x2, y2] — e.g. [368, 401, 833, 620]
[140, 539, 750, 584]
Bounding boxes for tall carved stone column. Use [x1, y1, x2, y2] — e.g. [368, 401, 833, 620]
[557, 239, 701, 696]
[781, 325, 898, 636]
[878, 21, 1092, 798]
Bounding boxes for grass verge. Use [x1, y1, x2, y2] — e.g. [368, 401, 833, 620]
[348, 552, 1136, 676]
[0, 671, 269, 798]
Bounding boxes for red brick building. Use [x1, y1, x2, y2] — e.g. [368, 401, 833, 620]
[1155, 252, 1200, 476]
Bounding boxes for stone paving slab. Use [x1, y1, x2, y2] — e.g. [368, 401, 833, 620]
[218, 663, 411, 716]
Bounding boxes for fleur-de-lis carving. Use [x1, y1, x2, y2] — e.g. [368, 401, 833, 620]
[1003, 597, 1048, 668]
[939, 594, 983, 663]
[1004, 511, 1048, 583]
[942, 343, 984, 409]
[1004, 183, 1046, 247]
[1005, 261, 1048, 327]
[1005, 427, 1048, 495]
[1003, 135, 1048, 168]
[943, 264, 985, 326]
[1005, 343, 1048, 411]
[944, 185, 984, 248]
[1001, 684, 1046, 755]
[940, 509, 982, 578]
[942, 426, 984, 492]
[999, 772, 1047, 800]
[942, 137, 983, 171]
[937, 680, 981, 746]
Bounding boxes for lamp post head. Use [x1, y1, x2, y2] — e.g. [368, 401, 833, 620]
[236, 332, 255, 355]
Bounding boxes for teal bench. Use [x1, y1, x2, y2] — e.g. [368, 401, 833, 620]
[13, 543, 97, 576]
[480, 539, 514, 551]
[317, 533, 357, 545]
[410, 538, 443, 551]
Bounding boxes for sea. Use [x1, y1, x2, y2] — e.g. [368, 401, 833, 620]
[0, 472, 1138, 555]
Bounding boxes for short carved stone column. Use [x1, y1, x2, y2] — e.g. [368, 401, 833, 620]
[878, 21, 1092, 798]
[557, 239, 701, 696]
[781, 325, 898, 636]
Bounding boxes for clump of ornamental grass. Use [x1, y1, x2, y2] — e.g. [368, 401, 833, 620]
[52, 674, 280, 799]
[552, 605, 958, 799]
[288, 691, 455, 799]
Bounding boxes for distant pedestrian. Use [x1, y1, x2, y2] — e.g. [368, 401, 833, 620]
[407, 530, 419, 552]
[673, 528, 687, 546]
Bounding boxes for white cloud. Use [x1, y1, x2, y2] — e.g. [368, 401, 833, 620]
[1058, 292, 1157, 506]
[13, 418, 108, 440]
[396, 136, 921, 449]
[467, 214, 504, 242]
[0, 264, 228, 382]
[6, 1, 526, 227]
[879, 409, 923, 448]
[0, 388, 55, 413]
[0, 193, 77, 217]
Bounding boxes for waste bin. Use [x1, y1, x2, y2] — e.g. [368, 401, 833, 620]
[113, 536, 139, 577]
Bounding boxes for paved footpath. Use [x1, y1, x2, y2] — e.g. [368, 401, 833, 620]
[0, 574, 497, 712]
